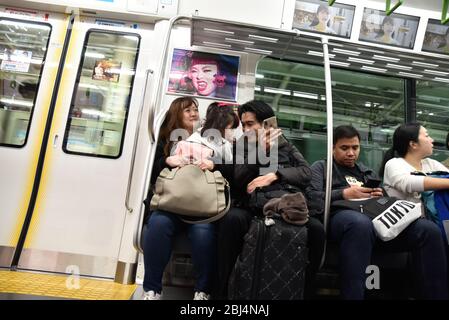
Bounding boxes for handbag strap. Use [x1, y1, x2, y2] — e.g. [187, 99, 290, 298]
[180, 180, 231, 224]
[162, 165, 224, 185]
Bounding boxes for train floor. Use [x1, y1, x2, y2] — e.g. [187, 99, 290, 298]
[0, 269, 195, 300]
[0, 268, 413, 300]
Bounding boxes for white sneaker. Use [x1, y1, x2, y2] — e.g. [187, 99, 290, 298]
[193, 291, 210, 300]
[143, 290, 162, 300]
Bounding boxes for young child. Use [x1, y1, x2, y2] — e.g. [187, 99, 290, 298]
[173, 102, 239, 169]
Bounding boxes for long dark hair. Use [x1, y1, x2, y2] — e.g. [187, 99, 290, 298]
[310, 4, 330, 28]
[376, 16, 396, 39]
[201, 102, 239, 137]
[159, 96, 199, 156]
[379, 123, 421, 177]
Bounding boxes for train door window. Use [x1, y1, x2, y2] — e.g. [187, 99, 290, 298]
[0, 19, 51, 147]
[416, 80, 449, 165]
[255, 58, 405, 173]
[62, 30, 140, 158]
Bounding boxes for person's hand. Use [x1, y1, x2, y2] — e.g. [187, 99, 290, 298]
[262, 128, 283, 150]
[166, 155, 189, 168]
[342, 186, 383, 200]
[370, 188, 383, 197]
[247, 172, 278, 194]
[195, 159, 214, 171]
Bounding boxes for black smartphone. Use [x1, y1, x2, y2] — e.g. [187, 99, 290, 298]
[364, 178, 381, 188]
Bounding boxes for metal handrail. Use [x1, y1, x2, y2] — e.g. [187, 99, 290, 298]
[125, 68, 154, 213]
[133, 15, 192, 253]
[320, 37, 334, 269]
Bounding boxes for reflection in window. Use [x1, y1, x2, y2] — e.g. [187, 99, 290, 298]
[255, 58, 405, 172]
[63, 30, 140, 158]
[0, 19, 51, 147]
[416, 80, 449, 166]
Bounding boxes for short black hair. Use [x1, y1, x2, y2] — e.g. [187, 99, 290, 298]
[238, 100, 275, 123]
[333, 125, 361, 145]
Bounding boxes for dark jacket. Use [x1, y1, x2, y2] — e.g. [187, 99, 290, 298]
[233, 138, 311, 207]
[306, 159, 379, 218]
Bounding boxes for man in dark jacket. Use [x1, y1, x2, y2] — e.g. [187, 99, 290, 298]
[216, 100, 325, 299]
[306, 125, 448, 300]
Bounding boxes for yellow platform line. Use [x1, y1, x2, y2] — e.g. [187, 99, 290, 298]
[0, 271, 137, 300]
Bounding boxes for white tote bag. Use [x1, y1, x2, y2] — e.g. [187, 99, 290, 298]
[371, 200, 422, 241]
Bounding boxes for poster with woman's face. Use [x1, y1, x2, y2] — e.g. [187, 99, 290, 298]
[168, 49, 240, 101]
[292, 0, 355, 38]
[422, 19, 449, 54]
[358, 8, 419, 49]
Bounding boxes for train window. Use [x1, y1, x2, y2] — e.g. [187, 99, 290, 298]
[0, 19, 51, 147]
[255, 58, 405, 173]
[63, 30, 140, 158]
[416, 80, 449, 165]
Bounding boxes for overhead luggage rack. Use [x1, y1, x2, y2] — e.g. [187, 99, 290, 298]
[191, 17, 449, 83]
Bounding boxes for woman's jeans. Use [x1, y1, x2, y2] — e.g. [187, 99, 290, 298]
[142, 210, 216, 294]
[329, 209, 448, 300]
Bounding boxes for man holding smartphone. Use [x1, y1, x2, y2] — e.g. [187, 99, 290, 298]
[215, 100, 325, 299]
[307, 125, 448, 300]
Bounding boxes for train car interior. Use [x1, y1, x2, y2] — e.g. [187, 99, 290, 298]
[0, 0, 448, 300]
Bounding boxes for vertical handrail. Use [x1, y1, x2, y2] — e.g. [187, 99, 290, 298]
[133, 15, 192, 253]
[125, 69, 154, 213]
[320, 37, 334, 268]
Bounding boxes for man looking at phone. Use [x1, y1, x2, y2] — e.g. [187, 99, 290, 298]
[307, 125, 448, 300]
[215, 100, 325, 299]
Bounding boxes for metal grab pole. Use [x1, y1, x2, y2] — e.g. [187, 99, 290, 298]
[125, 69, 153, 214]
[320, 37, 334, 268]
[133, 15, 191, 253]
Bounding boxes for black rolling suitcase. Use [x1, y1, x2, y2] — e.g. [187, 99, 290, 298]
[228, 215, 308, 300]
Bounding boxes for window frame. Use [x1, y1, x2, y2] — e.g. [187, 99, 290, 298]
[62, 28, 141, 159]
[0, 17, 52, 148]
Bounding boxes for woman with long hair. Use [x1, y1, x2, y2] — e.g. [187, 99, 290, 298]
[176, 102, 239, 167]
[308, 4, 335, 34]
[379, 123, 449, 299]
[375, 16, 399, 45]
[380, 123, 449, 204]
[142, 97, 213, 300]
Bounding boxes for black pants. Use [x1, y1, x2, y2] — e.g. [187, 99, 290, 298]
[330, 210, 448, 300]
[215, 206, 325, 299]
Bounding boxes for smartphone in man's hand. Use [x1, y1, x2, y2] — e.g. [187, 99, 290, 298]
[364, 178, 381, 188]
[262, 116, 287, 145]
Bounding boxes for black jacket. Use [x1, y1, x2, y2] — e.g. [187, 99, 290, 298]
[306, 159, 379, 218]
[233, 138, 311, 207]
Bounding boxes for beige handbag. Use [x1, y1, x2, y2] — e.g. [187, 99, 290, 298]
[150, 164, 230, 224]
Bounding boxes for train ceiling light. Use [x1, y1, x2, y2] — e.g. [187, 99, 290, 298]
[191, 17, 449, 84]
